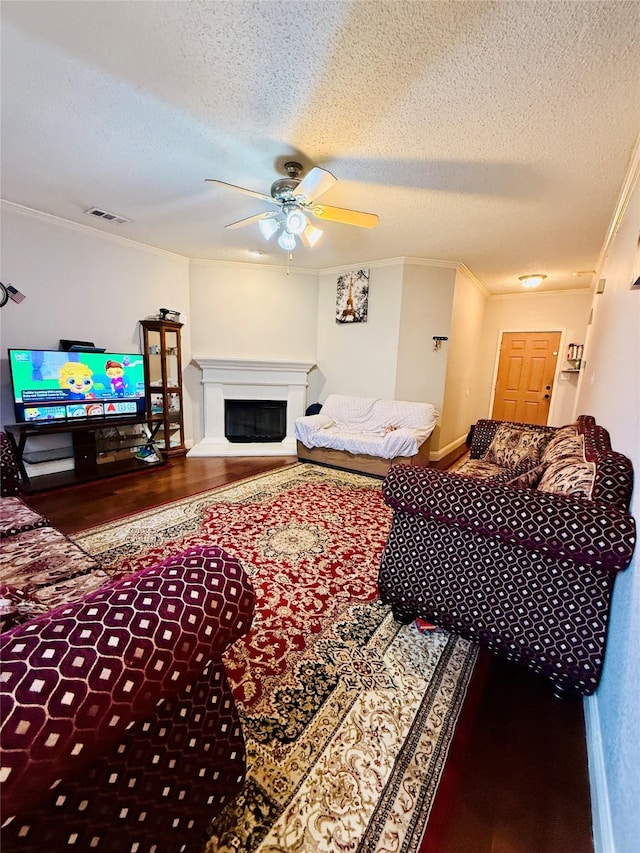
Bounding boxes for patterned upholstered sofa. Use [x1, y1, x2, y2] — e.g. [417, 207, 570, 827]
[0, 435, 255, 851]
[378, 416, 636, 696]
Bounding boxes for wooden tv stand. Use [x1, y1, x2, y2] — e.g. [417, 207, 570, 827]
[5, 415, 164, 493]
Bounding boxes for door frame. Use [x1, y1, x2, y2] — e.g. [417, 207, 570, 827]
[488, 326, 569, 425]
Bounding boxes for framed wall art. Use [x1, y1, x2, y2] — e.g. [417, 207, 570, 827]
[336, 268, 370, 324]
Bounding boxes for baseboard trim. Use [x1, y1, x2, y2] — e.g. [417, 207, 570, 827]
[429, 435, 468, 466]
[584, 693, 615, 853]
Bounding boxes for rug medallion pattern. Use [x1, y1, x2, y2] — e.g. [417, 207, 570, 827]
[74, 464, 477, 852]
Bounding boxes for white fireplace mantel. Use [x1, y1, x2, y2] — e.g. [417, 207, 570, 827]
[188, 357, 315, 457]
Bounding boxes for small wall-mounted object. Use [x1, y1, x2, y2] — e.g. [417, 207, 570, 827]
[0, 282, 25, 305]
[433, 336, 448, 352]
[562, 342, 584, 374]
[596, 278, 606, 294]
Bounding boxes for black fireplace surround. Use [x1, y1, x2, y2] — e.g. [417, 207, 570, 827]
[224, 400, 287, 443]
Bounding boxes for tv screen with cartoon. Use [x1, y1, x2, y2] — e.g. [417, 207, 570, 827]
[8, 349, 147, 423]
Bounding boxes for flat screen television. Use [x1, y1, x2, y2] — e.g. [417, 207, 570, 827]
[8, 349, 147, 424]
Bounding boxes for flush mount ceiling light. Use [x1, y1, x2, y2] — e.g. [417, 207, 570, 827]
[206, 160, 378, 254]
[519, 273, 547, 289]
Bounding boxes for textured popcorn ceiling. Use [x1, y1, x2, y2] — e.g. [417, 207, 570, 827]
[1, 0, 638, 293]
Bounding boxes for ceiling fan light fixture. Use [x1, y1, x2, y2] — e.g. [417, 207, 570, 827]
[284, 206, 307, 235]
[278, 230, 296, 251]
[258, 217, 280, 240]
[519, 273, 547, 289]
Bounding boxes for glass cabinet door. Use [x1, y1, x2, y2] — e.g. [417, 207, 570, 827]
[164, 331, 180, 389]
[166, 391, 183, 450]
[147, 331, 163, 388]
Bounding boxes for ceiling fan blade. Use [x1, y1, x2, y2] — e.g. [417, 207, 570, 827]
[311, 204, 379, 229]
[225, 212, 278, 230]
[293, 167, 337, 203]
[205, 179, 274, 204]
[299, 221, 324, 248]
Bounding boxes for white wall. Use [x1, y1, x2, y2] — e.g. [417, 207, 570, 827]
[437, 267, 489, 453]
[577, 168, 639, 853]
[188, 259, 318, 443]
[0, 203, 192, 438]
[394, 263, 456, 451]
[478, 289, 593, 426]
[316, 262, 403, 401]
[395, 264, 455, 403]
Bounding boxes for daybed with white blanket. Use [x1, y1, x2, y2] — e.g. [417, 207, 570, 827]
[295, 394, 438, 477]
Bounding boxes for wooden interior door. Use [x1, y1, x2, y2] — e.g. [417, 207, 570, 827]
[491, 331, 561, 425]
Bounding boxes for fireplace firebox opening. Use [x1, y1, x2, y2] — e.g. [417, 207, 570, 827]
[225, 400, 287, 443]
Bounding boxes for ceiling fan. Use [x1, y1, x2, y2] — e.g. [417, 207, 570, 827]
[205, 161, 379, 251]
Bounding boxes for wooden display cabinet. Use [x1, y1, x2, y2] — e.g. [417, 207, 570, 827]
[140, 319, 187, 457]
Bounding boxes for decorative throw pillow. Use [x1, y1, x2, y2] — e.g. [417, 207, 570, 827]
[540, 432, 584, 467]
[537, 435, 596, 499]
[482, 424, 552, 468]
[541, 425, 579, 465]
[505, 464, 546, 489]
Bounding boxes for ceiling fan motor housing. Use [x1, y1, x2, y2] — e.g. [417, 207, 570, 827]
[270, 178, 299, 200]
[270, 161, 304, 201]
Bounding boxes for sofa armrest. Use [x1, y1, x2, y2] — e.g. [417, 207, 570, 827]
[295, 413, 334, 447]
[0, 545, 254, 817]
[0, 433, 21, 497]
[382, 465, 636, 572]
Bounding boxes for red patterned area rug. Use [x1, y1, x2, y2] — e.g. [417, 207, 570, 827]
[73, 463, 478, 853]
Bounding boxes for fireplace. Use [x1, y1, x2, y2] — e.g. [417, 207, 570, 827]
[225, 400, 287, 443]
[188, 357, 314, 457]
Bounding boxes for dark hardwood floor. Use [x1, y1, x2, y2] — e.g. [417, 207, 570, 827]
[25, 454, 296, 534]
[22, 456, 594, 852]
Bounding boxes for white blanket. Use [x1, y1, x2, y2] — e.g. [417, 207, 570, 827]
[295, 395, 438, 460]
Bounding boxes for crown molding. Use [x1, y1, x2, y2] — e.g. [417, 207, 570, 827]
[455, 264, 490, 297]
[0, 199, 188, 263]
[0, 205, 478, 280]
[318, 257, 404, 276]
[317, 256, 463, 276]
[489, 287, 592, 300]
[188, 256, 317, 276]
[596, 133, 640, 274]
[399, 256, 461, 269]
[10, 199, 585, 299]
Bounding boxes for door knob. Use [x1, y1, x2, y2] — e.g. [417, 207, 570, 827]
[544, 394, 550, 399]
[545, 385, 552, 390]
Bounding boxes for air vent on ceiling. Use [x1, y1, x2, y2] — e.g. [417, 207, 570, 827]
[85, 207, 131, 225]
